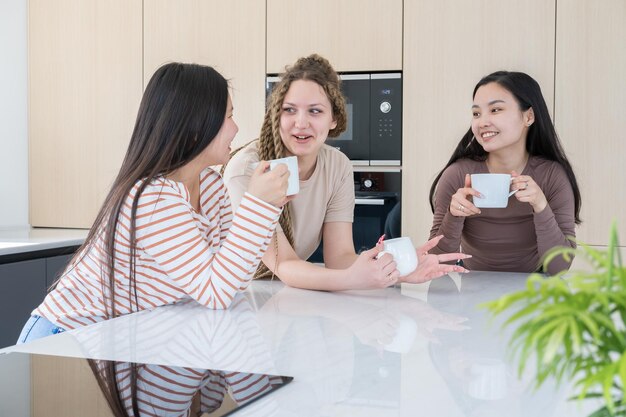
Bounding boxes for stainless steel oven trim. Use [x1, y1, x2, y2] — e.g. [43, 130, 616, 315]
[371, 73, 402, 79]
[353, 166, 402, 173]
[339, 74, 370, 81]
[350, 160, 370, 166]
[370, 160, 402, 166]
[355, 198, 386, 206]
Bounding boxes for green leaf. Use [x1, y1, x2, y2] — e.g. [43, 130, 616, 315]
[575, 311, 601, 341]
[602, 364, 616, 414]
[619, 351, 626, 397]
[568, 318, 583, 355]
[502, 300, 546, 326]
[543, 322, 569, 364]
[588, 404, 614, 417]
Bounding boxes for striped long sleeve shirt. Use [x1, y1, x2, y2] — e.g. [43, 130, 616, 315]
[34, 169, 281, 329]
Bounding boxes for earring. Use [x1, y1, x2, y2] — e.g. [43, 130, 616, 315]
[465, 135, 475, 149]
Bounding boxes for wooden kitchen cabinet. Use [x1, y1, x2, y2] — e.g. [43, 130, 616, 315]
[401, 0, 556, 243]
[28, 0, 143, 228]
[143, 0, 266, 150]
[554, 0, 626, 245]
[266, 0, 403, 73]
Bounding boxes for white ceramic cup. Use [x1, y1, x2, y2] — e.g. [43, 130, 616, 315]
[251, 156, 299, 196]
[470, 173, 517, 208]
[467, 358, 507, 400]
[383, 313, 418, 353]
[376, 237, 418, 277]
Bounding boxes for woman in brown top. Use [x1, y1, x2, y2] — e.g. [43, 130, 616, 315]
[429, 71, 581, 275]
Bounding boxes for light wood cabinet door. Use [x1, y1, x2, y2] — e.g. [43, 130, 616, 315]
[144, 0, 266, 150]
[555, 0, 626, 246]
[266, 0, 402, 73]
[32, 356, 113, 417]
[402, 0, 556, 243]
[29, 0, 143, 228]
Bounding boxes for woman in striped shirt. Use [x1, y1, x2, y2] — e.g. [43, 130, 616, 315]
[18, 62, 291, 342]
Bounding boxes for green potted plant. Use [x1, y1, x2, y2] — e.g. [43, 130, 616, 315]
[482, 222, 626, 416]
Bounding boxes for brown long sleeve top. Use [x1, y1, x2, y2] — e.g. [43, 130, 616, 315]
[429, 156, 576, 275]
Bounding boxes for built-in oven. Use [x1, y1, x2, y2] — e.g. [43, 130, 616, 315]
[307, 171, 401, 263]
[266, 72, 402, 167]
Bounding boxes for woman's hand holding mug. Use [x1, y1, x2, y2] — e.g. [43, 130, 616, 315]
[401, 235, 471, 284]
[450, 174, 482, 217]
[247, 161, 292, 208]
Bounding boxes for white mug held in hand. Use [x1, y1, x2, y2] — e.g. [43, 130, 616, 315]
[251, 156, 299, 196]
[376, 237, 418, 277]
[383, 314, 418, 353]
[470, 173, 518, 208]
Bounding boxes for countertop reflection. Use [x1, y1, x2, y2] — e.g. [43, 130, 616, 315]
[2, 271, 600, 416]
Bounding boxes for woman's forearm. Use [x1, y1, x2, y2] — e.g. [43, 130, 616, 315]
[323, 251, 359, 270]
[272, 258, 355, 291]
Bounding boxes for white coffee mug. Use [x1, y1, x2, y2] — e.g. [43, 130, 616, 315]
[377, 237, 418, 277]
[467, 358, 507, 400]
[383, 314, 418, 353]
[470, 173, 517, 208]
[251, 156, 299, 196]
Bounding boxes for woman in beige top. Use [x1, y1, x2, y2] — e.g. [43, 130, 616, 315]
[224, 54, 469, 291]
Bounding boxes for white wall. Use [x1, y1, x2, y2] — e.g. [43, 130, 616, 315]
[0, 0, 28, 228]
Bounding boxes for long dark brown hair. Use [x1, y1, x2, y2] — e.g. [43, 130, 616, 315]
[58, 62, 228, 416]
[428, 71, 582, 224]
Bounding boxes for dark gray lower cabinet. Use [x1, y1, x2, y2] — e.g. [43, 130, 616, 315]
[0, 259, 46, 348]
[45, 254, 73, 289]
[0, 253, 73, 348]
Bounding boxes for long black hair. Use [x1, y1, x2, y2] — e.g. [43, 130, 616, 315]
[428, 71, 581, 224]
[57, 62, 228, 417]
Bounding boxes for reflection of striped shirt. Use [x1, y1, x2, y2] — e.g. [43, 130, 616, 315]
[34, 169, 280, 329]
[112, 363, 282, 416]
[87, 295, 282, 416]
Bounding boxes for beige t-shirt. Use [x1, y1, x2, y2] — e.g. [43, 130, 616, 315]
[223, 140, 355, 260]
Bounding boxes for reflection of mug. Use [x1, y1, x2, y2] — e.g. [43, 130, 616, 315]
[467, 358, 507, 400]
[252, 156, 299, 196]
[377, 237, 418, 277]
[383, 313, 417, 353]
[471, 174, 517, 208]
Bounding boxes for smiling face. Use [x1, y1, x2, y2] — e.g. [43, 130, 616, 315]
[471, 82, 534, 155]
[279, 80, 337, 160]
[202, 94, 238, 166]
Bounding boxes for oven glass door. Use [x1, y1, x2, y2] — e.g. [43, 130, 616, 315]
[307, 196, 397, 263]
[325, 74, 371, 163]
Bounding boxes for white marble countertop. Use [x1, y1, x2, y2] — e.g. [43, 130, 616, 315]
[2, 271, 601, 416]
[0, 227, 87, 256]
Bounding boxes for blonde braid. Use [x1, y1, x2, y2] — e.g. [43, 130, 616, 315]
[253, 54, 348, 279]
[254, 82, 296, 279]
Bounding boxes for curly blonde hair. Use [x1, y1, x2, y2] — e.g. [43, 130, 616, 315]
[251, 54, 347, 278]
